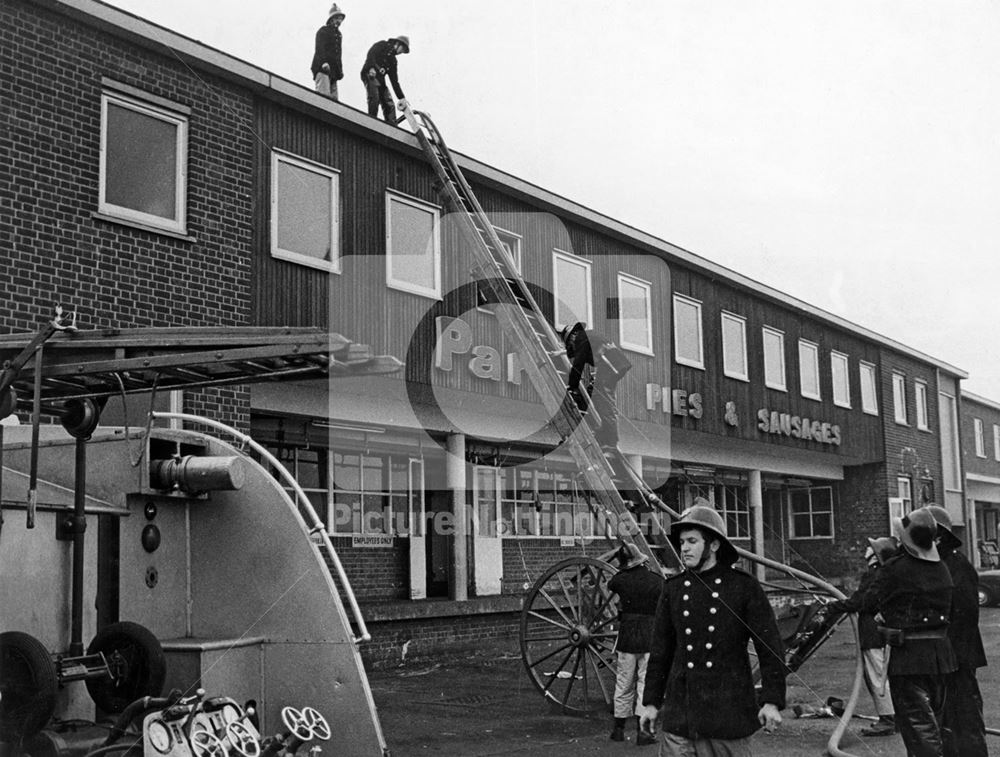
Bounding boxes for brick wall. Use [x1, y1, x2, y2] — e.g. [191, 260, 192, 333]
[333, 537, 410, 601]
[879, 349, 944, 507]
[2, 0, 254, 428]
[500, 538, 617, 594]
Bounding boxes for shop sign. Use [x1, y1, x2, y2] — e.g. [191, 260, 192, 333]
[645, 384, 703, 418]
[352, 534, 394, 548]
[434, 316, 526, 385]
[757, 408, 842, 446]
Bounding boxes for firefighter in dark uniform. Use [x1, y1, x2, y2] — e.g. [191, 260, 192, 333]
[360, 35, 409, 122]
[927, 505, 988, 757]
[559, 321, 631, 452]
[638, 505, 786, 756]
[607, 543, 664, 745]
[860, 507, 957, 757]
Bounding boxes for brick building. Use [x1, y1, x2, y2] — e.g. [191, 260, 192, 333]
[2, 0, 971, 666]
[961, 391, 1000, 568]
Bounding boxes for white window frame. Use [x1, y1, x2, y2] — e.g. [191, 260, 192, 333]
[830, 351, 851, 408]
[721, 312, 749, 381]
[672, 294, 705, 370]
[859, 361, 879, 415]
[762, 326, 786, 392]
[994, 424, 1000, 462]
[99, 90, 188, 233]
[617, 273, 654, 355]
[892, 373, 908, 425]
[788, 486, 835, 539]
[385, 190, 442, 299]
[552, 249, 593, 330]
[798, 339, 821, 401]
[915, 380, 930, 431]
[270, 150, 341, 272]
[975, 417, 986, 457]
[897, 477, 913, 513]
[472, 466, 503, 538]
[477, 227, 522, 312]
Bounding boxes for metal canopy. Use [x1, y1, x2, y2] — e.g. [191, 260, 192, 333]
[0, 326, 403, 405]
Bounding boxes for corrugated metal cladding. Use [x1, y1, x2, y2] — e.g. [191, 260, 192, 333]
[250, 99, 887, 461]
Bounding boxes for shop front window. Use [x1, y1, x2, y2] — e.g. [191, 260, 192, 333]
[789, 486, 834, 538]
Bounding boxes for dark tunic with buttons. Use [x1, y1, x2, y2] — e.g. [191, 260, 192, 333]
[642, 564, 787, 740]
[860, 551, 956, 675]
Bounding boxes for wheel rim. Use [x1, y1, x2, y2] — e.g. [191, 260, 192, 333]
[520, 557, 619, 715]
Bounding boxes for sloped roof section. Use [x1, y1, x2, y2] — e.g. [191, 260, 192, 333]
[0, 326, 402, 405]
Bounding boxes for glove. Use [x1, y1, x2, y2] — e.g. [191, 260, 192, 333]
[321, 63, 330, 73]
[397, 98, 409, 111]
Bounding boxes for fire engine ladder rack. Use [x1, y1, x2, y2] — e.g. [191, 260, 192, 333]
[401, 103, 671, 566]
[0, 324, 403, 645]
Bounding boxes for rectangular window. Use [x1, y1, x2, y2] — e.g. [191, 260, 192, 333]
[477, 228, 522, 309]
[673, 294, 704, 369]
[473, 467, 501, 537]
[386, 191, 441, 298]
[617, 273, 653, 354]
[553, 250, 593, 329]
[789, 486, 834, 539]
[859, 362, 879, 415]
[938, 393, 961, 491]
[892, 373, 908, 424]
[100, 90, 188, 233]
[762, 327, 786, 391]
[327, 450, 418, 535]
[915, 381, 929, 431]
[830, 351, 850, 408]
[719, 486, 751, 540]
[721, 312, 748, 381]
[975, 418, 986, 457]
[897, 477, 912, 512]
[271, 152, 340, 271]
[994, 425, 1000, 462]
[798, 340, 821, 400]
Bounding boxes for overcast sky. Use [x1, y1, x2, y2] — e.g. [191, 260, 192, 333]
[107, 1, 1000, 400]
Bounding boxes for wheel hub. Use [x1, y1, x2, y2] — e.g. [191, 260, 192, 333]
[568, 625, 591, 647]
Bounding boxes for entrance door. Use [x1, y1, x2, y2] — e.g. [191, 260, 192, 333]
[762, 488, 786, 576]
[425, 492, 450, 597]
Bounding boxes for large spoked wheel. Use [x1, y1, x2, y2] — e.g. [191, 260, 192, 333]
[520, 557, 619, 715]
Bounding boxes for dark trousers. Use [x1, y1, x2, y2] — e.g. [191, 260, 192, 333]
[889, 673, 947, 757]
[365, 73, 395, 122]
[941, 666, 987, 757]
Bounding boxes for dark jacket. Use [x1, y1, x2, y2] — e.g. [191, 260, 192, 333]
[565, 328, 629, 395]
[360, 40, 404, 99]
[828, 566, 881, 649]
[941, 546, 987, 669]
[607, 565, 663, 653]
[311, 24, 343, 79]
[642, 564, 787, 740]
[860, 551, 957, 676]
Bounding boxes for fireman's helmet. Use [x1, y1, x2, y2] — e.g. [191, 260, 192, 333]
[669, 505, 738, 566]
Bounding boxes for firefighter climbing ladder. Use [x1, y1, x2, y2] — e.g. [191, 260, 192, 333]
[400, 103, 672, 567]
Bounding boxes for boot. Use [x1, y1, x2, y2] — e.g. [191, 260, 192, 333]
[860, 715, 896, 737]
[635, 716, 656, 746]
[610, 717, 626, 741]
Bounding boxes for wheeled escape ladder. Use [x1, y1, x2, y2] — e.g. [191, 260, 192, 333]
[399, 102, 671, 568]
[399, 103, 885, 757]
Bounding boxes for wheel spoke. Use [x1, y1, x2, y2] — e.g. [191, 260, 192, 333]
[560, 647, 584, 708]
[541, 646, 578, 694]
[555, 570, 580, 624]
[537, 588, 577, 629]
[585, 644, 614, 702]
[527, 641, 575, 670]
[526, 608, 573, 632]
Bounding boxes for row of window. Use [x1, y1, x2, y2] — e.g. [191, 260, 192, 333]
[98, 85, 933, 433]
[972, 418, 1000, 460]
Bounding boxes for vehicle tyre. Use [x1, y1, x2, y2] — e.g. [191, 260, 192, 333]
[977, 585, 993, 607]
[85, 622, 166, 714]
[0, 631, 59, 742]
